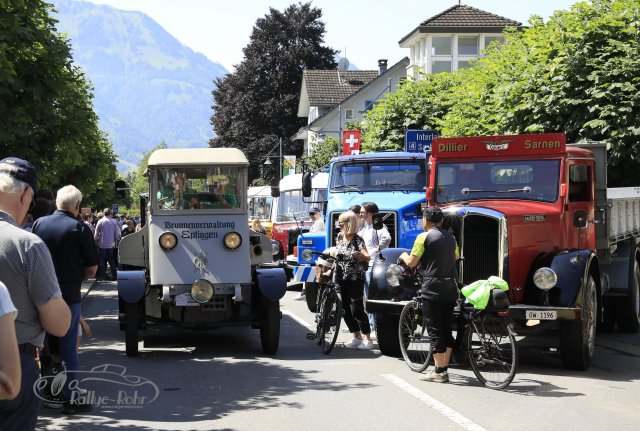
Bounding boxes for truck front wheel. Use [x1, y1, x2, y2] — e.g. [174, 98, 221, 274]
[125, 302, 139, 357]
[374, 314, 401, 357]
[560, 275, 597, 370]
[615, 264, 640, 333]
[260, 298, 281, 355]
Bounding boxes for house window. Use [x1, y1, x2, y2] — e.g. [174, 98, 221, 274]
[432, 60, 452, 74]
[484, 36, 505, 49]
[364, 100, 374, 112]
[458, 36, 479, 56]
[432, 36, 452, 55]
[345, 109, 354, 120]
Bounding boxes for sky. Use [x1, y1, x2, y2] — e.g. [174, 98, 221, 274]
[85, 0, 580, 71]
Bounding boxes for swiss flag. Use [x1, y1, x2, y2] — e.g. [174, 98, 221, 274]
[342, 130, 361, 156]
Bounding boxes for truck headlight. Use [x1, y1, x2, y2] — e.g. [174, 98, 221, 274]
[224, 232, 242, 249]
[301, 248, 314, 262]
[159, 232, 177, 250]
[533, 267, 557, 290]
[271, 240, 280, 256]
[191, 279, 214, 303]
[385, 264, 403, 287]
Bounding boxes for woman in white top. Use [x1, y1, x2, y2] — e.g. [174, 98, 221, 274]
[0, 281, 20, 400]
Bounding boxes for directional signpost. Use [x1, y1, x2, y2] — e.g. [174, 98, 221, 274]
[405, 130, 440, 153]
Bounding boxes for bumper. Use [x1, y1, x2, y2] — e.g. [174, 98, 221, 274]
[293, 265, 316, 283]
[508, 304, 582, 321]
[366, 299, 407, 315]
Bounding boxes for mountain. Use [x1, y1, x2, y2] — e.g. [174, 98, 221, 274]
[51, 0, 227, 171]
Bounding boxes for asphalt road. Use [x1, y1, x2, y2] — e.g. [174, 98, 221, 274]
[36, 281, 640, 431]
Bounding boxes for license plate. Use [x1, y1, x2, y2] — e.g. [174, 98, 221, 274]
[526, 310, 557, 320]
[175, 293, 199, 307]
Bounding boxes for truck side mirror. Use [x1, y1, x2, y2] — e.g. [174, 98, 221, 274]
[271, 178, 280, 198]
[372, 213, 384, 230]
[573, 210, 588, 228]
[115, 180, 127, 199]
[302, 172, 312, 197]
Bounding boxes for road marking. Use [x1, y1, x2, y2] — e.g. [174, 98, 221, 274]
[282, 310, 313, 328]
[382, 374, 487, 431]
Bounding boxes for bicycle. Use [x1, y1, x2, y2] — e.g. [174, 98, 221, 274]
[399, 292, 518, 389]
[306, 251, 344, 354]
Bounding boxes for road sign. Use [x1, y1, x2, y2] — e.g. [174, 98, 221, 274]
[112, 204, 119, 215]
[405, 130, 440, 153]
[342, 130, 361, 156]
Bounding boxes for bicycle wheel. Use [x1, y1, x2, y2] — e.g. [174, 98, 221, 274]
[314, 288, 328, 345]
[320, 289, 342, 354]
[466, 313, 518, 389]
[398, 300, 432, 372]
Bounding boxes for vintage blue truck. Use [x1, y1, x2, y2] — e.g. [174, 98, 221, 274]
[294, 151, 427, 352]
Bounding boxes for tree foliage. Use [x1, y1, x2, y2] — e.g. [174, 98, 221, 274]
[0, 0, 118, 207]
[210, 2, 337, 183]
[301, 134, 338, 172]
[361, 0, 640, 186]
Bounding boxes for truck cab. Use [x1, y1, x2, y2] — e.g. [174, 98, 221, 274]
[117, 148, 287, 356]
[368, 133, 640, 369]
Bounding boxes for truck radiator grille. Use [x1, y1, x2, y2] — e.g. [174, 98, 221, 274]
[329, 211, 397, 247]
[462, 215, 499, 285]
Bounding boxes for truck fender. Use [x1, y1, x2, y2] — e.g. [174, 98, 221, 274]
[599, 244, 638, 296]
[368, 248, 412, 302]
[256, 268, 288, 301]
[529, 250, 599, 307]
[117, 270, 146, 304]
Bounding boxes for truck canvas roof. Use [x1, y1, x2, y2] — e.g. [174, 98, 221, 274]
[148, 148, 249, 166]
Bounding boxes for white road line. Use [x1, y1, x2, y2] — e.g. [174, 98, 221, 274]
[382, 374, 487, 431]
[282, 310, 313, 328]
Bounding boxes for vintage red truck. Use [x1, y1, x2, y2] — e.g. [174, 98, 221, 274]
[368, 132, 640, 370]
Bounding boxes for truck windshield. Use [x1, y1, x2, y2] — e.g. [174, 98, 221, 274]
[275, 189, 327, 222]
[153, 166, 243, 211]
[435, 159, 561, 204]
[330, 161, 425, 192]
[248, 196, 272, 219]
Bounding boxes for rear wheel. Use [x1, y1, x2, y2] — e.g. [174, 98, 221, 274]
[398, 301, 431, 372]
[467, 314, 517, 389]
[615, 263, 640, 333]
[125, 302, 139, 357]
[260, 298, 281, 354]
[320, 290, 342, 354]
[560, 274, 597, 370]
[375, 314, 401, 357]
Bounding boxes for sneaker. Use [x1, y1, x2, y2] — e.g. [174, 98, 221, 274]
[344, 337, 363, 348]
[420, 370, 449, 383]
[357, 339, 374, 350]
[62, 400, 93, 414]
[293, 290, 306, 300]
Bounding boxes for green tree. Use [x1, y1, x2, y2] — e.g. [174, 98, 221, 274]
[0, 0, 117, 206]
[361, 0, 640, 186]
[301, 134, 338, 171]
[210, 2, 337, 183]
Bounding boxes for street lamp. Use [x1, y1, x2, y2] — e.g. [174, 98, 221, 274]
[263, 137, 283, 179]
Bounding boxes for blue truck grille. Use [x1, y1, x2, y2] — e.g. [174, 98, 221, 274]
[461, 214, 500, 284]
[329, 211, 397, 247]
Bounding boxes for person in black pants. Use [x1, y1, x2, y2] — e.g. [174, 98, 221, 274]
[334, 211, 373, 350]
[399, 206, 459, 383]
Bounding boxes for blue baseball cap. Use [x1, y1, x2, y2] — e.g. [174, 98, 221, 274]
[0, 157, 37, 191]
[309, 207, 321, 214]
